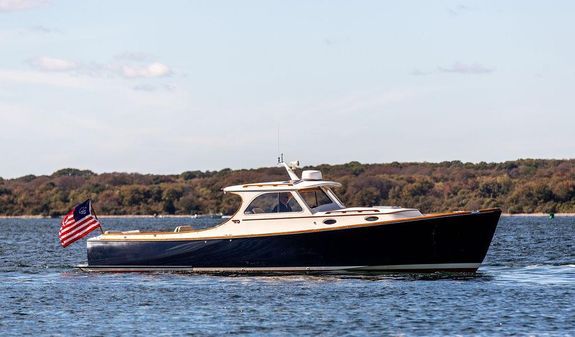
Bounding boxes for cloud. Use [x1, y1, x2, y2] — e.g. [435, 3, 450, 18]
[0, 0, 47, 12]
[121, 62, 171, 79]
[29, 56, 77, 71]
[25, 55, 173, 81]
[20, 55, 176, 94]
[438, 62, 494, 74]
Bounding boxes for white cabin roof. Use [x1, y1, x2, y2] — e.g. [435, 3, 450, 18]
[223, 180, 342, 193]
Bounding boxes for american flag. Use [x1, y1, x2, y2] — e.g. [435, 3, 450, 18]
[59, 199, 102, 248]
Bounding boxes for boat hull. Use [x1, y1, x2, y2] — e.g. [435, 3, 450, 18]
[83, 209, 500, 273]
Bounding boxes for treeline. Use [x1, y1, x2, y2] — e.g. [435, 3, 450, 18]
[0, 159, 573, 216]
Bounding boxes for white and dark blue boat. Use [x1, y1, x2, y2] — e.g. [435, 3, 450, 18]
[80, 161, 500, 273]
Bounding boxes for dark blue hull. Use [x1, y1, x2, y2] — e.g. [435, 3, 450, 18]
[84, 209, 501, 272]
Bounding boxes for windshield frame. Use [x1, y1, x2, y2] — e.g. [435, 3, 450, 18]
[296, 187, 343, 213]
[323, 187, 345, 208]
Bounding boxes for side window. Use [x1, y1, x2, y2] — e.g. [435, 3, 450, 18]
[299, 188, 334, 209]
[244, 192, 303, 214]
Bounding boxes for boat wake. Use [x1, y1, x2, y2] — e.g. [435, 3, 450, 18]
[484, 264, 575, 285]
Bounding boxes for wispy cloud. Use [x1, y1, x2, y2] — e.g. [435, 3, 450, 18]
[29, 56, 77, 71]
[0, 0, 47, 12]
[15, 54, 176, 94]
[26, 54, 173, 80]
[438, 62, 494, 74]
[121, 62, 171, 79]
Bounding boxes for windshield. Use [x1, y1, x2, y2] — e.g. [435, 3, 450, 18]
[244, 192, 303, 214]
[298, 188, 341, 212]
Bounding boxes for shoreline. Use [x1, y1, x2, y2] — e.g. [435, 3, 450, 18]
[0, 213, 573, 219]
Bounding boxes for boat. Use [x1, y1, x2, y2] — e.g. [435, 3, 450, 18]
[80, 160, 500, 273]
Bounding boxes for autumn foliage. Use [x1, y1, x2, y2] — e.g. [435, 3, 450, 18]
[0, 159, 573, 216]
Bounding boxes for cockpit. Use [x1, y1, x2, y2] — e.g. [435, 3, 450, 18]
[242, 187, 343, 215]
[223, 164, 346, 217]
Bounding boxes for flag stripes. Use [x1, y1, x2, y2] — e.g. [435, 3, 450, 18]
[60, 220, 100, 247]
[60, 214, 95, 236]
[59, 215, 99, 242]
[58, 200, 102, 248]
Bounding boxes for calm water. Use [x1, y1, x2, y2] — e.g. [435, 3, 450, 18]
[1, 216, 574, 336]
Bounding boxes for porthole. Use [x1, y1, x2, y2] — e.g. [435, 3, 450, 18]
[323, 219, 337, 225]
[365, 216, 379, 222]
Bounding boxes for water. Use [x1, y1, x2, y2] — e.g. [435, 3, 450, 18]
[1, 216, 574, 336]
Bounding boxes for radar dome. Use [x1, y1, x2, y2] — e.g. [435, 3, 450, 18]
[301, 170, 322, 181]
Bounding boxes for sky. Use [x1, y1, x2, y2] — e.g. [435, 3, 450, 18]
[0, 0, 573, 178]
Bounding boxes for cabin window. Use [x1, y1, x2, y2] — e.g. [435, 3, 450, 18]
[299, 188, 340, 212]
[244, 192, 303, 214]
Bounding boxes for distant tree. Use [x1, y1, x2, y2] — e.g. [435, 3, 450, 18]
[181, 170, 205, 180]
[217, 168, 232, 176]
[52, 168, 95, 177]
[345, 161, 365, 176]
[17, 175, 37, 183]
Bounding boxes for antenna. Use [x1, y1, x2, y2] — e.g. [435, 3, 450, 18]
[275, 127, 298, 180]
[276, 127, 285, 165]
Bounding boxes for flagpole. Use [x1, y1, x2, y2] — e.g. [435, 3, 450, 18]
[90, 200, 105, 234]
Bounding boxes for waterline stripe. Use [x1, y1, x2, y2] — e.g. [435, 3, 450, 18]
[78, 263, 481, 273]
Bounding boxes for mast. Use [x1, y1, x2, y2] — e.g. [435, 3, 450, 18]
[277, 154, 300, 180]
